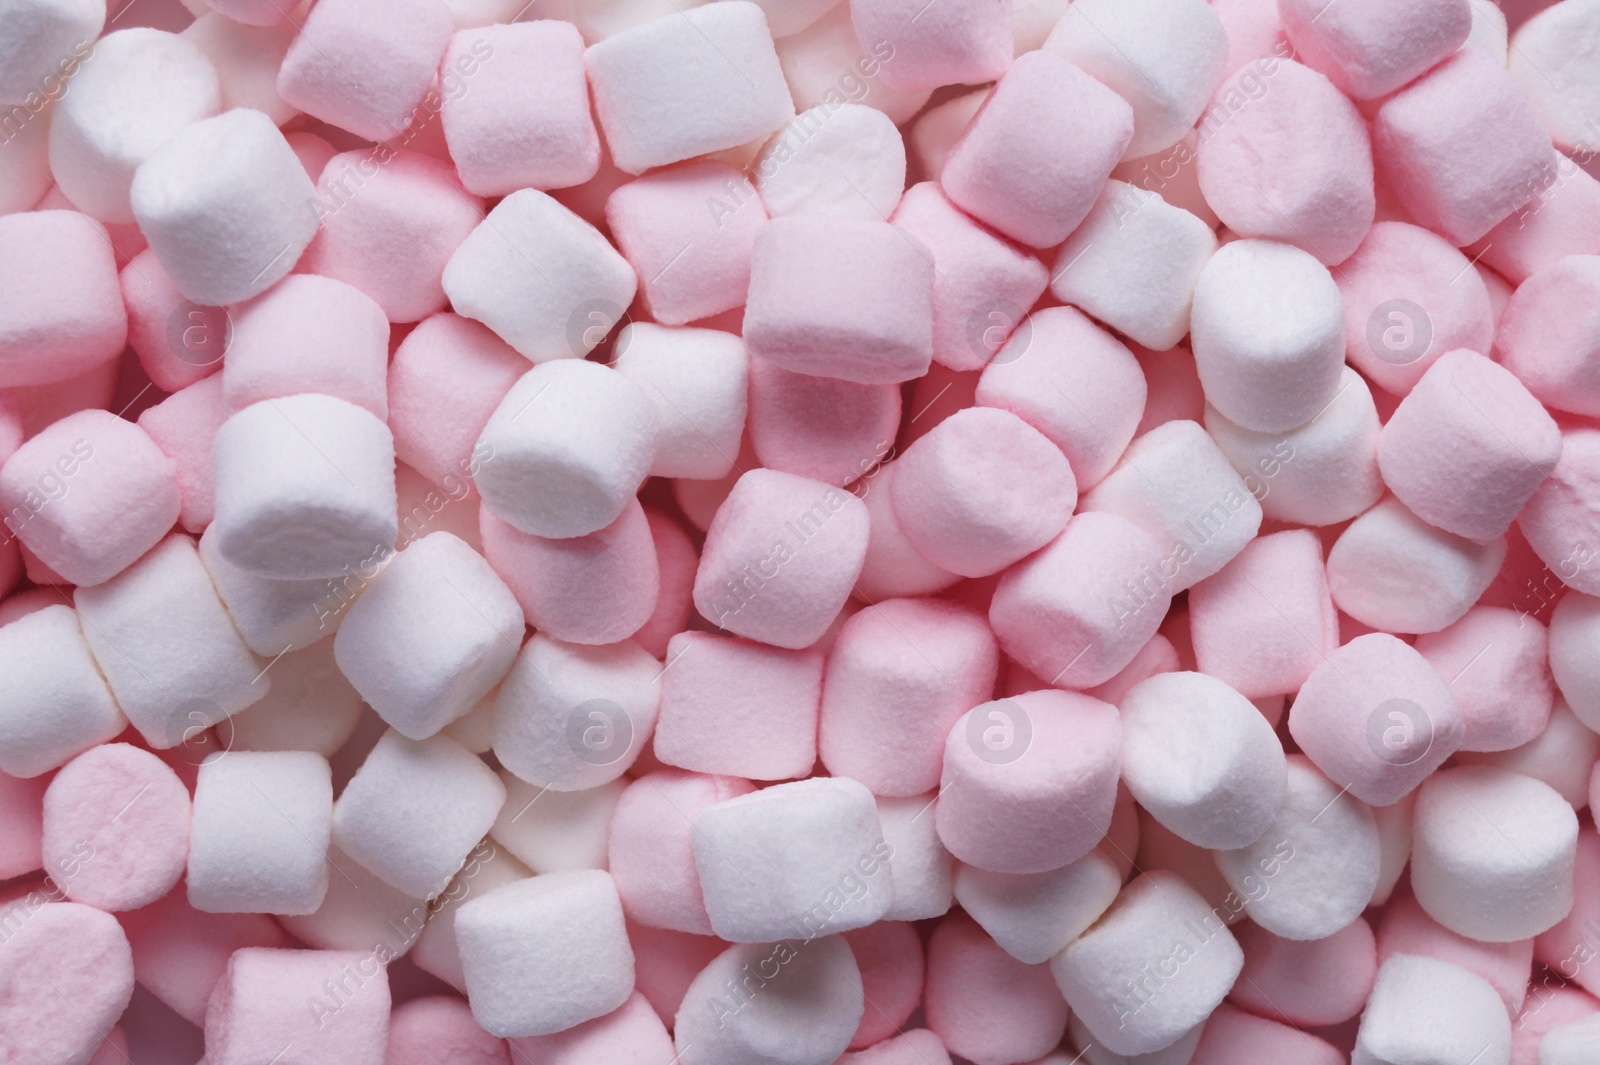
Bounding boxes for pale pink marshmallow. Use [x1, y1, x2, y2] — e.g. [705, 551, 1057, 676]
[1475, 153, 1600, 284]
[1230, 918, 1377, 1027]
[287, 130, 337, 182]
[923, 912, 1068, 1065]
[607, 161, 767, 326]
[1497, 255, 1600, 419]
[1083, 632, 1181, 706]
[654, 630, 822, 782]
[41, 743, 188, 912]
[840, 1030, 952, 1065]
[1520, 429, 1600, 598]
[890, 407, 1075, 579]
[120, 249, 220, 395]
[743, 215, 934, 385]
[205, 948, 390, 1065]
[1280, 0, 1470, 99]
[1132, 808, 1235, 921]
[1379, 349, 1562, 543]
[181, 13, 298, 125]
[1553, 592, 1600, 733]
[509, 992, 674, 1065]
[849, 0, 1009, 93]
[990, 511, 1171, 690]
[1188, 1004, 1343, 1065]
[0, 770, 44, 881]
[908, 87, 988, 183]
[1415, 606, 1554, 753]
[748, 358, 898, 487]
[819, 597, 999, 798]
[387, 996, 509, 1065]
[0, 900, 134, 1065]
[0, 211, 127, 387]
[754, 102, 905, 221]
[1538, 830, 1600, 1001]
[1210, 0, 1289, 77]
[1460, 697, 1598, 811]
[937, 689, 1121, 874]
[693, 468, 869, 649]
[1380, 889, 1534, 1016]
[777, 7, 931, 126]
[888, 182, 1048, 374]
[632, 507, 696, 658]
[1327, 496, 1508, 634]
[1134, 340, 1205, 434]
[1511, 987, 1600, 1065]
[612, 324, 749, 481]
[942, 49, 1134, 247]
[221, 274, 389, 419]
[0, 408, 178, 587]
[842, 921, 924, 1049]
[137, 374, 227, 534]
[1336, 221, 1496, 396]
[854, 461, 960, 602]
[440, 22, 598, 198]
[1373, 46, 1555, 245]
[1289, 632, 1464, 806]
[627, 921, 723, 1026]
[120, 888, 291, 1025]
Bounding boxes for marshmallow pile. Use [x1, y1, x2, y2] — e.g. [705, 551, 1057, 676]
[3, 0, 1600, 1062]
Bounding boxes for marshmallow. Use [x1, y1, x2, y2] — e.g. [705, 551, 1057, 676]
[440, 21, 597, 197]
[1083, 419, 1264, 591]
[937, 689, 1122, 874]
[0, 604, 123, 778]
[333, 729, 505, 898]
[1133, 807, 1236, 923]
[952, 850, 1122, 965]
[908, 87, 987, 182]
[565, 0, 709, 40]
[1414, 606, 1554, 753]
[1216, 755, 1381, 940]
[187, 750, 332, 915]
[0, 901, 133, 1065]
[756, 103, 905, 220]
[1044, 0, 1228, 159]
[0, 211, 126, 387]
[509, 991, 676, 1065]
[747, 358, 897, 487]
[388, 996, 510, 1065]
[777, 6, 931, 126]
[633, 507, 696, 658]
[409, 840, 530, 991]
[0, 0, 101, 105]
[607, 160, 766, 327]
[627, 921, 724, 1025]
[891, 407, 1076, 578]
[0, 82, 51, 214]
[613, 324, 748, 480]
[0, 408, 178, 586]
[1328, 497, 1508, 635]
[1542, 1015, 1600, 1065]
[198, 525, 350, 657]
[0, 769, 43, 880]
[693, 468, 869, 648]
[654, 630, 822, 781]
[1280, 0, 1470, 100]
[1373, 46, 1554, 245]
[41, 743, 188, 911]
[456, 871, 634, 1037]
[1355, 954, 1512, 1065]
[181, 13, 297, 125]
[492, 634, 660, 790]
[1190, 1004, 1344, 1065]
[841, 920, 922, 1048]
[138, 374, 227, 534]
[48, 28, 220, 224]
[278, 842, 427, 956]
[1120, 671, 1288, 849]
[1053, 871, 1244, 1057]
[1378, 889, 1532, 1016]
[1497, 255, 1600, 420]
[1463, 696, 1599, 813]
[1478, 154, 1600, 285]
[819, 598, 998, 797]
[849, 0, 1010, 93]
[1509, 0, 1600, 155]
[1552, 592, 1600, 733]
[743, 215, 934, 385]
[441, 188, 638, 364]
[1231, 918, 1377, 1027]
[852, 461, 961, 601]
[226, 641, 363, 757]
[924, 912, 1070, 1065]
[1520, 429, 1600, 599]
[1289, 632, 1464, 806]
[204, 947, 390, 1065]
[942, 50, 1134, 247]
[474, 359, 658, 539]
[990, 511, 1172, 689]
[876, 792, 955, 921]
[674, 935, 863, 1065]
[1412, 765, 1578, 943]
[334, 532, 522, 739]
[585, 2, 793, 175]
[121, 248, 219, 394]
[491, 772, 621, 874]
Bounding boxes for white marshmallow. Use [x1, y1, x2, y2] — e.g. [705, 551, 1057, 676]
[1052, 871, 1244, 1056]
[0, 82, 52, 213]
[475, 359, 659, 539]
[953, 851, 1122, 965]
[1119, 671, 1287, 850]
[332, 729, 506, 899]
[1205, 366, 1384, 526]
[1051, 180, 1217, 351]
[1552, 593, 1600, 732]
[1459, 698, 1600, 811]
[226, 641, 363, 758]
[1354, 954, 1512, 1065]
[187, 750, 332, 915]
[180, 13, 298, 125]
[333, 532, 523, 740]
[1541, 1015, 1600, 1065]
[456, 870, 635, 1037]
[278, 843, 426, 956]
[441, 188, 638, 364]
[1327, 496, 1507, 634]
[131, 108, 317, 306]
[1411, 765, 1578, 943]
[1509, 0, 1600, 155]
[1189, 239, 1346, 433]
[48, 28, 220, 223]
[585, 2, 794, 174]
[198, 524, 351, 657]
[611, 324, 748, 481]
[876, 792, 954, 922]
[1068, 1016, 1204, 1065]
[409, 840, 531, 991]
[1215, 755, 1381, 941]
[212, 393, 398, 581]
[674, 935, 864, 1065]
[1371, 791, 1415, 908]
[74, 534, 266, 749]
[1082, 419, 1263, 591]
[0, 603, 124, 778]
[1043, 0, 1229, 158]
[0, 0, 102, 105]
[777, 6, 931, 127]
[491, 773, 623, 874]
[693, 776, 892, 943]
[492, 634, 661, 791]
[565, 0, 709, 40]
[754, 103, 905, 219]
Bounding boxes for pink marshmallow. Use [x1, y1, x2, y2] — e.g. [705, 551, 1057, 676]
[923, 911, 1068, 1065]
[1474, 152, 1600, 285]
[1415, 605, 1553, 753]
[205, 947, 391, 1065]
[1278, 0, 1471, 100]
[1519, 428, 1600, 598]
[1230, 918, 1377, 1027]
[1496, 255, 1600, 420]
[509, 992, 674, 1065]
[1380, 888, 1534, 1016]
[386, 995, 509, 1065]
[1536, 830, 1600, 1002]
[627, 921, 725, 1026]
[839, 1030, 952, 1065]
[121, 248, 224, 394]
[0, 769, 45, 881]
[842, 920, 924, 1049]
[748, 358, 899, 487]
[850, 0, 1009, 93]
[854, 461, 960, 602]
[0, 900, 134, 1065]
[819, 597, 999, 798]
[743, 215, 934, 385]
[941, 50, 1134, 248]
[1187, 1003, 1345, 1065]
[937, 688, 1122, 874]
[0, 210, 127, 388]
[137, 373, 228, 534]
[0, 409, 179, 587]
[632, 507, 697, 659]
[302, 150, 485, 324]
[654, 630, 823, 781]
